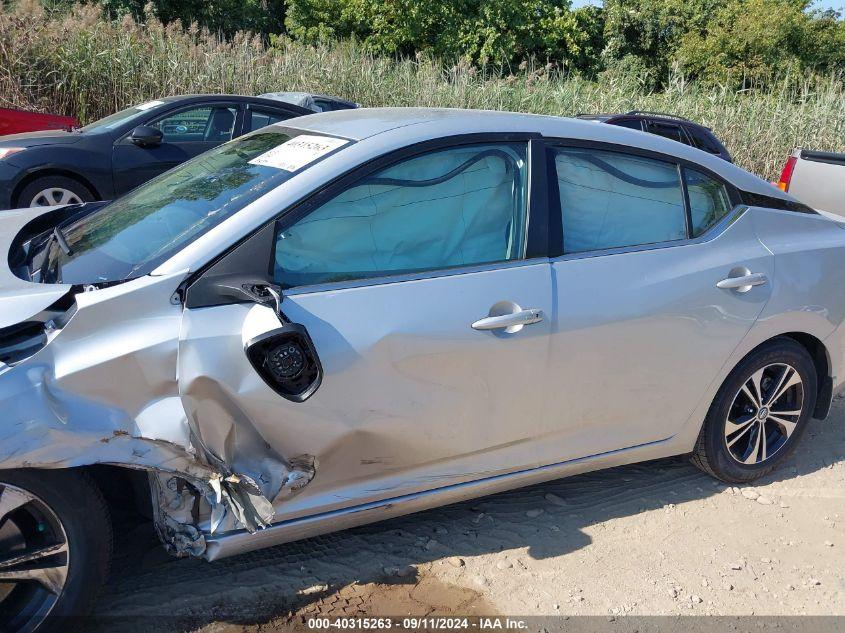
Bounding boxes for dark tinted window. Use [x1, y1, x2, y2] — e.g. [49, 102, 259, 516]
[611, 118, 643, 131]
[686, 126, 723, 155]
[248, 108, 289, 132]
[551, 147, 687, 253]
[644, 120, 687, 145]
[685, 168, 732, 236]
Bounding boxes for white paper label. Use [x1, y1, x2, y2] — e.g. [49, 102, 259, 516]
[135, 100, 166, 111]
[248, 134, 349, 172]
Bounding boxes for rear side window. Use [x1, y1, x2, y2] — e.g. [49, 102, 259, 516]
[686, 126, 723, 155]
[248, 108, 289, 132]
[610, 118, 643, 131]
[644, 120, 688, 145]
[551, 147, 687, 253]
[685, 168, 732, 236]
[273, 143, 529, 288]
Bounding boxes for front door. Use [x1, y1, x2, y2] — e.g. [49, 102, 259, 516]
[179, 139, 557, 521]
[542, 144, 773, 459]
[112, 104, 239, 194]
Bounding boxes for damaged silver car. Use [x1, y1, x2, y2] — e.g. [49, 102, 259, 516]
[2, 108, 844, 630]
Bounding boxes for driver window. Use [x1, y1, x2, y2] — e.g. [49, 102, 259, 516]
[151, 106, 237, 142]
[273, 143, 529, 289]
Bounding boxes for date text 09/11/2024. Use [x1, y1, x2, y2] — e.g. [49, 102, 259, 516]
[306, 618, 529, 630]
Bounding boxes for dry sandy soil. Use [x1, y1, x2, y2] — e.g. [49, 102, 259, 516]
[90, 397, 845, 631]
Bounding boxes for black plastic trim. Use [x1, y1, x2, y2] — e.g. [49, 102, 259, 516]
[800, 149, 845, 166]
[739, 190, 817, 214]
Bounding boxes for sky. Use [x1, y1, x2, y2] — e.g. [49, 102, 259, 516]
[570, 0, 845, 10]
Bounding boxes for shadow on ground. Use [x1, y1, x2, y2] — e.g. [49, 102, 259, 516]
[87, 403, 845, 632]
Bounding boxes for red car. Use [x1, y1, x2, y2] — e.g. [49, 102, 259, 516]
[0, 106, 79, 136]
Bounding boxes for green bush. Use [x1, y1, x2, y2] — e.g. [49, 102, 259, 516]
[285, 0, 594, 71]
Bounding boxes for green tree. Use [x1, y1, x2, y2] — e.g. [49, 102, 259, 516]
[285, 0, 591, 70]
[95, 0, 286, 35]
[601, 0, 722, 86]
[676, 0, 845, 86]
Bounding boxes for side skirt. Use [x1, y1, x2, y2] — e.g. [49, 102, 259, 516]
[203, 435, 682, 561]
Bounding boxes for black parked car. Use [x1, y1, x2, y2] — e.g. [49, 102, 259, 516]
[0, 95, 311, 210]
[576, 111, 732, 162]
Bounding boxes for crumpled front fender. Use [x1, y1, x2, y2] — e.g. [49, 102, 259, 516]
[0, 272, 315, 555]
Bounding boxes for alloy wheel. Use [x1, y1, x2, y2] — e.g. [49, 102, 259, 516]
[0, 483, 70, 632]
[724, 362, 804, 465]
[29, 188, 81, 207]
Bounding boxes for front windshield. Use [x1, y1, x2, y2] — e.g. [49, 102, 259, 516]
[79, 100, 168, 132]
[34, 129, 314, 284]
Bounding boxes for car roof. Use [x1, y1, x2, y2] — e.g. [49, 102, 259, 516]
[283, 107, 768, 193]
[154, 94, 312, 114]
[576, 111, 707, 126]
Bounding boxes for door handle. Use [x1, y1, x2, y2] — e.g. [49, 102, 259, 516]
[472, 309, 544, 331]
[716, 272, 768, 292]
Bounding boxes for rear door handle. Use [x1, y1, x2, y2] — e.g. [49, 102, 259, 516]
[716, 272, 768, 292]
[472, 309, 544, 331]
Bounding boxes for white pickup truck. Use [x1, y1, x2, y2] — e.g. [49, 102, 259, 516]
[777, 149, 845, 216]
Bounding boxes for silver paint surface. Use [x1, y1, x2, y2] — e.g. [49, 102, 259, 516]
[1, 109, 844, 560]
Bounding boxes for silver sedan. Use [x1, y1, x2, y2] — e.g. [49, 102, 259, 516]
[1, 108, 843, 630]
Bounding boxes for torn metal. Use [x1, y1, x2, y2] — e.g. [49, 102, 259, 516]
[0, 268, 316, 557]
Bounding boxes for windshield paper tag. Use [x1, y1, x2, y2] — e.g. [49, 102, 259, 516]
[248, 135, 349, 172]
[135, 100, 166, 111]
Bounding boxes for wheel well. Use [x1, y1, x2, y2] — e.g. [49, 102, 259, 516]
[82, 464, 154, 523]
[751, 332, 832, 419]
[12, 169, 100, 206]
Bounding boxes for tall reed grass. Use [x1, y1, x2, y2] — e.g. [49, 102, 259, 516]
[2, 1, 844, 180]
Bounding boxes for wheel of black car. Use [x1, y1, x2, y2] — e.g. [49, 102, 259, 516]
[691, 338, 817, 483]
[17, 176, 94, 208]
[0, 470, 112, 632]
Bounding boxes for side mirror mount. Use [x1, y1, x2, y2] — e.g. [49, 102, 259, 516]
[130, 125, 163, 148]
[206, 274, 283, 314]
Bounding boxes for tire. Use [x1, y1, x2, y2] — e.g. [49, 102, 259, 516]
[16, 176, 95, 209]
[691, 337, 817, 483]
[0, 469, 112, 632]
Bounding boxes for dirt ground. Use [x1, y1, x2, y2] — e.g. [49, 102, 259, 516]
[91, 397, 845, 631]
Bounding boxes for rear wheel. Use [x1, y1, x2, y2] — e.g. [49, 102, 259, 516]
[17, 176, 94, 209]
[692, 338, 817, 483]
[0, 470, 112, 632]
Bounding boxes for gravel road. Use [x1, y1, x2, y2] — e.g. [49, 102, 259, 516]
[91, 397, 845, 631]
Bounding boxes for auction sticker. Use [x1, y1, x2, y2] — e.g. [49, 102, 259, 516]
[249, 135, 350, 172]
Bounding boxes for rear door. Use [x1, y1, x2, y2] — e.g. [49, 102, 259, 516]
[542, 142, 773, 459]
[179, 137, 558, 521]
[112, 102, 240, 194]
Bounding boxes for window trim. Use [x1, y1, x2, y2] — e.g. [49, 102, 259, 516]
[543, 138, 742, 257]
[268, 133, 545, 293]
